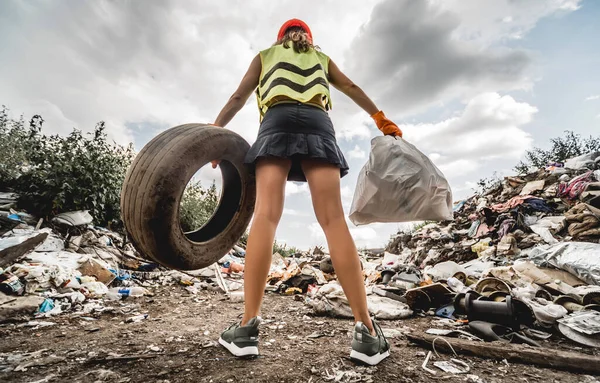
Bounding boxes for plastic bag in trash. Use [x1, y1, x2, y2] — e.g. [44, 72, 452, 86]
[349, 136, 453, 225]
[529, 242, 600, 286]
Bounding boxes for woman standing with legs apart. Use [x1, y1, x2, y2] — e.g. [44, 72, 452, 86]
[212, 19, 402, 366]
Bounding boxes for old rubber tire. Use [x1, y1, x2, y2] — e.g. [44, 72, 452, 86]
[120, 124, 255, 270]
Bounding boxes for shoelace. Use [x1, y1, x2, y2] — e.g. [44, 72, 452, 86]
[372, 321, 388, 351]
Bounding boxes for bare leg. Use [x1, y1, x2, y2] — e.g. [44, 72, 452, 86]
[301, 160, 374, 333]
[241, 157, 291, 326]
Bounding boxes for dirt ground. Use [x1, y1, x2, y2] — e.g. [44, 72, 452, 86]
[1, 285, 599, 383]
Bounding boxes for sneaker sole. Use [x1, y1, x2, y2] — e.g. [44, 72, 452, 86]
[350, 349, 390, 366]
[219, 337, 259, 357]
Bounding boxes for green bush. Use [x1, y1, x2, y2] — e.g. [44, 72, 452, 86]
[0, 108, 31, 188]
[515, 131, 600, 174]
[0, 106, 134, 228]
[179, 180, 219, 232]
[273, 240, 301, 257]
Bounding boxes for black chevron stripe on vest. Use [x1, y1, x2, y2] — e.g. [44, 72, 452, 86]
[260, 62, 324, 88]
[260, 77, 329, 101]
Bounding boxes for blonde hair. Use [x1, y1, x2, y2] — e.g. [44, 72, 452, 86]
[273, 27, 320, 53]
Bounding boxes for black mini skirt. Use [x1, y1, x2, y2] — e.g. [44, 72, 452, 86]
[244, 102, 350, 182]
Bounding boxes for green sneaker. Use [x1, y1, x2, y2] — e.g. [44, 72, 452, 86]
[350, 320, 390, 365]
[218, 316, 261, 357]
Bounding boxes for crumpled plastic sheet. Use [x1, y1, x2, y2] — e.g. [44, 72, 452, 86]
[35, 235, 65, 252]
[564, 151, 600, 170]
[462, 258, 496, 278]
[522, 297, 568, 326]
[423, 261, 467, 281]
[529, 242, 600, 285]
[307, 282, 413, 319]
[529, 216, 566, 245]
[52, 210, 93, 226]
[0, 228, 53, 251]
[25, 251, 87, 271]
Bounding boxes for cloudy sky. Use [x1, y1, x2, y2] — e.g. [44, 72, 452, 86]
[1, 0, 599, 251]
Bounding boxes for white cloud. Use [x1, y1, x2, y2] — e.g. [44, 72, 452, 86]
[341, 185, 355, 210]
[404, 93, 536, 160]
[308, 217, 382, 250]
[429, 153, 442, 162]
[283, 208, 310, 217]
[193, 165, 223, 191]
[439, 0, 581, 45]
[344, 0, 580, 118]
[349, 227, 378, 241]
[586, 95, 600, 101]
[347, 145, 367, 160]
[309, 222, 326, 243]
[346, 0, 533, 117]
[285, 182, 309, 196]
[437, 159, 481, 179]
[332, 107, 373, 142]
[0, 0, 379, 145]
[451, 181, 479, 195]
[399, 92, 536, 180]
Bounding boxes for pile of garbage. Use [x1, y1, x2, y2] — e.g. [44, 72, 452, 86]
[367, 151, 600, 349]
[0, 204, 195, 322]
[386, 152, 600, 267]
[3, 151, 600, 355]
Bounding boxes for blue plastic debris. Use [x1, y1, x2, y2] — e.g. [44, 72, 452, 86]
[37, 298, 55, 314]
[436, 303, 456, 319]
[7, 214, 22, 222]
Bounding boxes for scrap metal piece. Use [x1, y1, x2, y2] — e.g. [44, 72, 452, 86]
[488, 291, 509, 302]
[554, 295, 584, 312]
[474, 278, 512, 295]
[557, 311, 600, 335]
[557, 323, 600, 348]
[405, 283, 452, 311]
[583, 291, 600, 305]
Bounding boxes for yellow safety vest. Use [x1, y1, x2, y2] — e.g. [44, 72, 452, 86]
[256, 43, 332, 121]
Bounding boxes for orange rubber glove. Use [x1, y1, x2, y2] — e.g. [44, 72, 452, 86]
[371, 110, 402, 137]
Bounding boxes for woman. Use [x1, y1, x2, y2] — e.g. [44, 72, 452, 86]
[212, 19, 402, 366]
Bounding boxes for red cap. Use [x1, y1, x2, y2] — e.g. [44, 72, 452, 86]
[277, 19, 313, 43]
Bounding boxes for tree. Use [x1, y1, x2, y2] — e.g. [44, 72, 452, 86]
[179, 179, 220, 232]
[273, 239, 301, 257]
[515, 131, 600, 174]
[1, 106, 135, 228]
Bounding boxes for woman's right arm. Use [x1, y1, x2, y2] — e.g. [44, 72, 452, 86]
[328, 59, 402, 137]
[328, 59, 379, 116]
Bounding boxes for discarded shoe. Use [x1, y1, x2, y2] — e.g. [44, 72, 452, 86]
[350, 319, 390, 365]
[218, 316, 261, 357]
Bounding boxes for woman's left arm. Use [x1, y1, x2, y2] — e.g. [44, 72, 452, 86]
[213, 54, 262, 127]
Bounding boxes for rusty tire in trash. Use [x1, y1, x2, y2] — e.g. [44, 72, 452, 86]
[120, 124, 255, 270]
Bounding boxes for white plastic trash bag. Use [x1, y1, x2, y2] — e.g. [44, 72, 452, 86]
[349, 136, 453, 225]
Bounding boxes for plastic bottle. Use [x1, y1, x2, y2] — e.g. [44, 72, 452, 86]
[108, 286, 147, 298]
